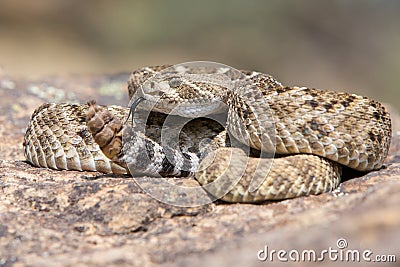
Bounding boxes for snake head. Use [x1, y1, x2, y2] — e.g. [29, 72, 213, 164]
[134, 73, 230, 118]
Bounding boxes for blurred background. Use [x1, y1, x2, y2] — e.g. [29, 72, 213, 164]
[0, 0, 399, 107]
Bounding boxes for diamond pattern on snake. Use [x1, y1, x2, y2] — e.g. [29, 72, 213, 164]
[23, 64, 392, 203]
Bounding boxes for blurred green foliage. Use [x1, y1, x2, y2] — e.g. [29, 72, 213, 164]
[0, 0, 399, 107]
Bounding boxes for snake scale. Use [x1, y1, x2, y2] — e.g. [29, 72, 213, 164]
[23, 64, 392, 203]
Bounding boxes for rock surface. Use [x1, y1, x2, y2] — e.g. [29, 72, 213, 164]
[0, 72, 399, 267]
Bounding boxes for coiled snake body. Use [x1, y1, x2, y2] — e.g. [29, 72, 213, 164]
[23, 65, 392, 203]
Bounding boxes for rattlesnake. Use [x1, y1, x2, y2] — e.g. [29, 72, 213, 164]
[23, 64, 392, 203]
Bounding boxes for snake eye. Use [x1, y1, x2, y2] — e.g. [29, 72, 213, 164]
[168, 77, 182, 88]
